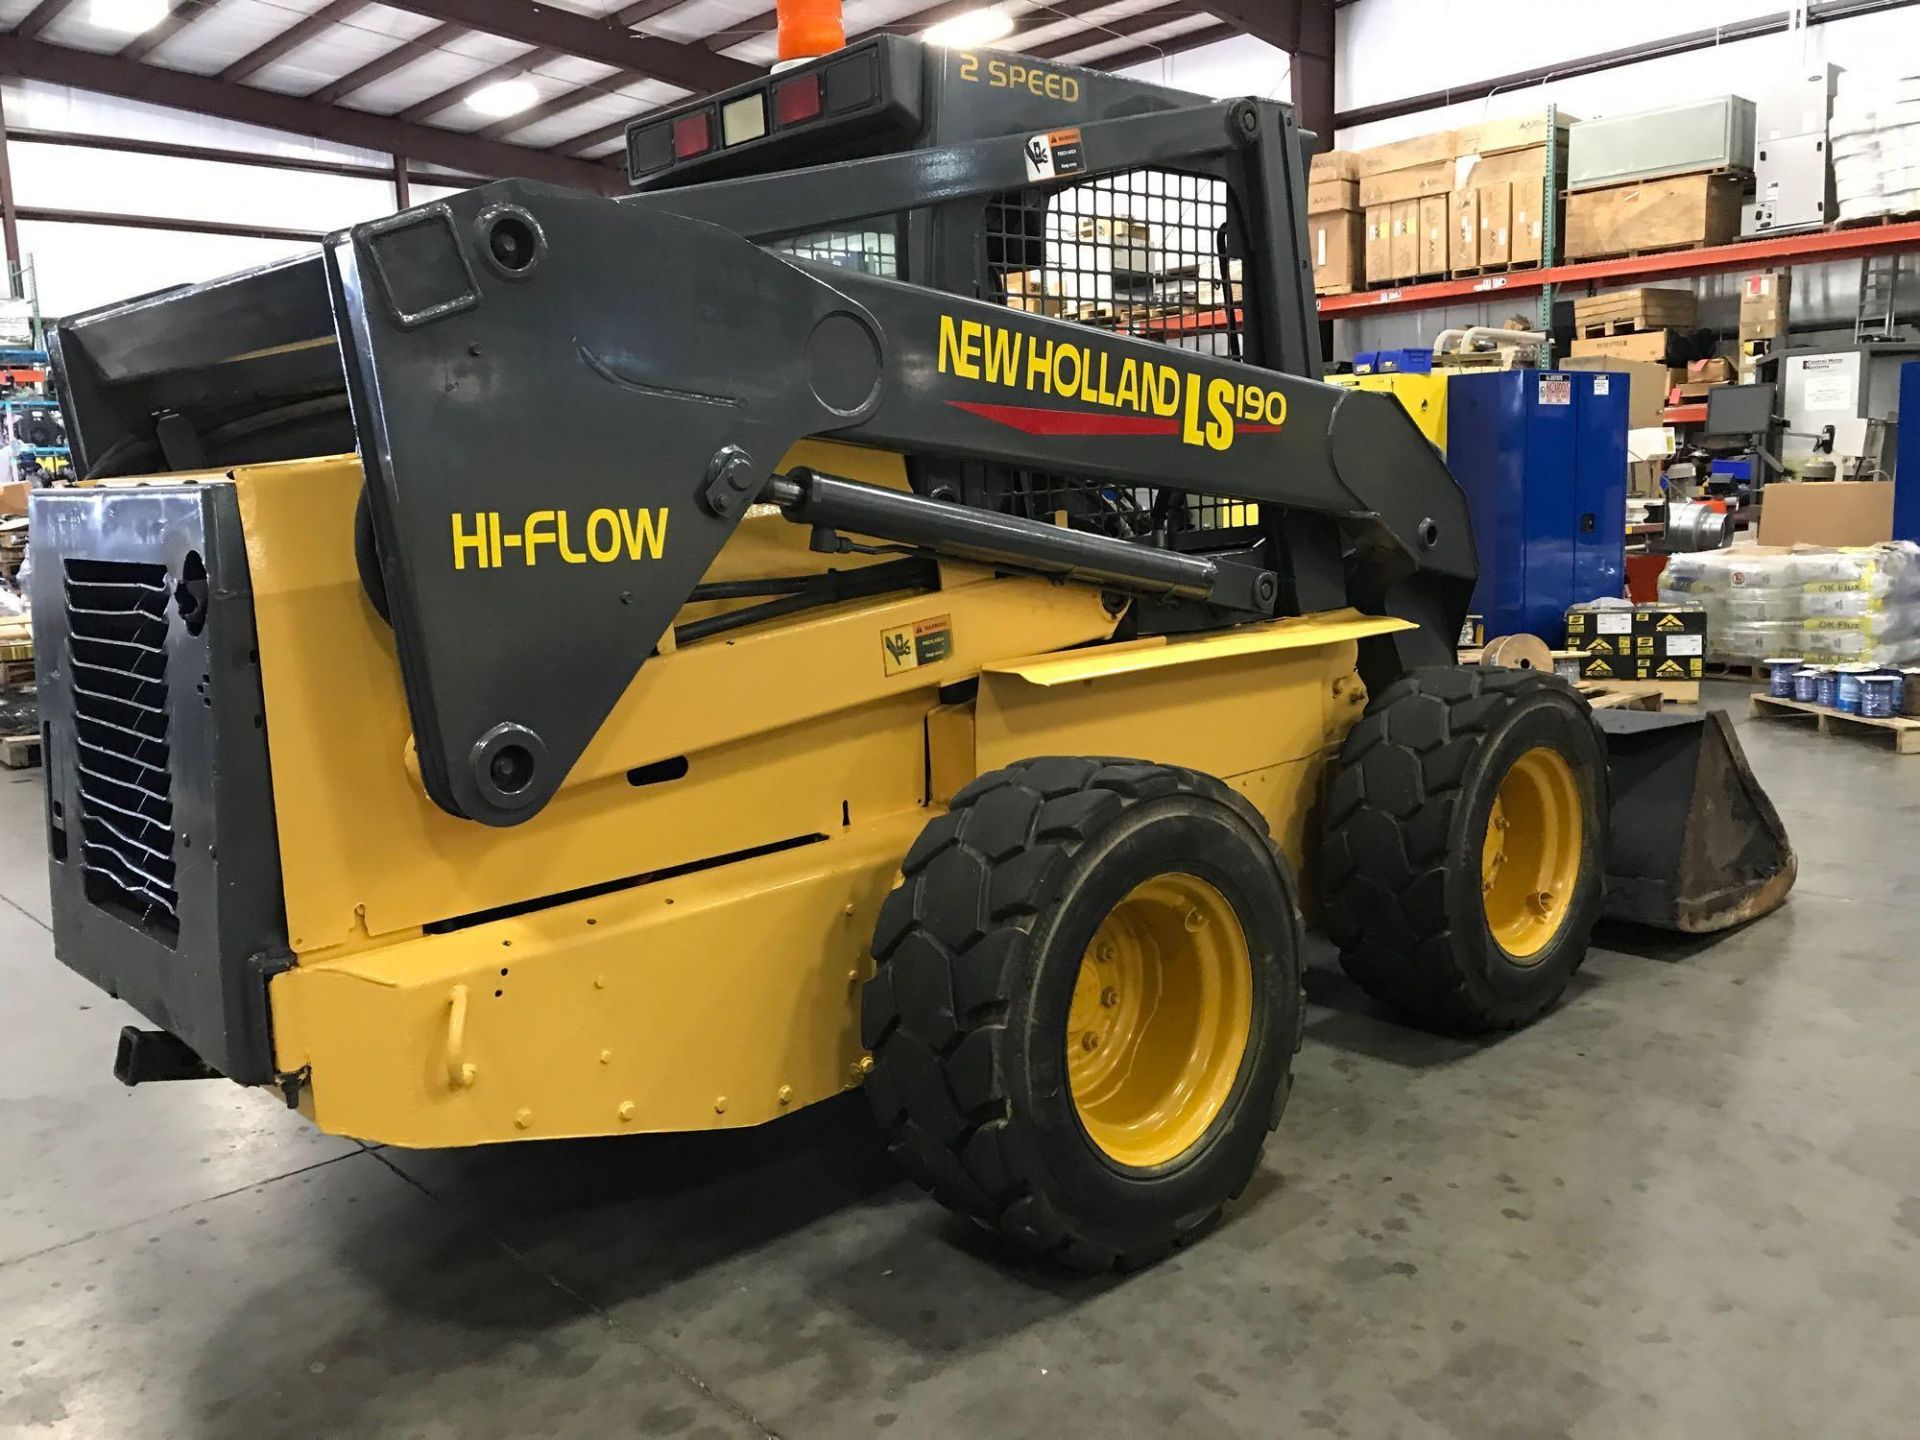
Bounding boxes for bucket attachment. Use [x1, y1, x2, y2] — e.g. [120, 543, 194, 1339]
[1593, 708, 1796, 933]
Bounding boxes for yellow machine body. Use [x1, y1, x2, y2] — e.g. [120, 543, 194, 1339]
[1327, 371, 1449, 451]
[225, 447, 1406, 1148]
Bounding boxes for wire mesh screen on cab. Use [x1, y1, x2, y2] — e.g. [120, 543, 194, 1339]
[986, 168, 1258, 544]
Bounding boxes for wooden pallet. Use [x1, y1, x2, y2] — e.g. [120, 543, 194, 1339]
[1564, 240, 1709, 263]
[0, 732, 39, 769]
[1705, 659, 1767, 681]
[1458, 646, 1700, 706]
[1577, 681, 1664, 712]
[1450, 260, 1546, 278]
[1831, 210, 1920, 230]
[1583, 676, 1701, 706]
[1748, 693, 1920, 753]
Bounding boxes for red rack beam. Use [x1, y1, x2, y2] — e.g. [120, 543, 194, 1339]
[1317, 220, 1920, 318]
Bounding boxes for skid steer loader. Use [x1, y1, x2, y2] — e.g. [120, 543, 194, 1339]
[32, 36, 1794, 1269]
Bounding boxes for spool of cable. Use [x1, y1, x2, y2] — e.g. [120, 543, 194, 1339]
[1481, 633, 1555, 673]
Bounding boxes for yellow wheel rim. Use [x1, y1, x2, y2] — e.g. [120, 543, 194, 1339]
[1481, 745, 1583, 962]
[1066, 873, 1253, 1169]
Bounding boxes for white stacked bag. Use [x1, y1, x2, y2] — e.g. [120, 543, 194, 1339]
[1659, 542, 1920, 666]
[1831, 70, 1920, 222]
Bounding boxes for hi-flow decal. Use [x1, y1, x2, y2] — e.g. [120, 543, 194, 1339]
[936, 314, 1286, 452]
[451, 508, 669, 569]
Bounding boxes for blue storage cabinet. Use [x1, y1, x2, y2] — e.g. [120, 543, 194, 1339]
[1446, 370, 1628, 643]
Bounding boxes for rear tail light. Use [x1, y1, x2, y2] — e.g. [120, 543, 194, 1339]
[671, 111, 713, 159]
[772, 73, 824, 127]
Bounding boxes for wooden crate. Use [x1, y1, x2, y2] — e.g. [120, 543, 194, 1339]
[1573, 287, 1697, 337]
[1749, 693, 1920, 754]
[1565, 173, 1744, 261]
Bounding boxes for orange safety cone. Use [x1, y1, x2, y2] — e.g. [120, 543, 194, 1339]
[777, 0, 844, 61]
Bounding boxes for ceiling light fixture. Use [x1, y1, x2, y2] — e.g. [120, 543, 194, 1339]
[90, 0, 169, 33]
[467, 78, 541, 118]
[923, 7, 1015, 48]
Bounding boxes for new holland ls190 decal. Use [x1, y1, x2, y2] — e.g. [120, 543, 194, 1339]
[936, 314, 1286, 452]
[451, 508, 669, 569]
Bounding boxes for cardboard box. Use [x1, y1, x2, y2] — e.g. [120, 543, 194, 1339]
[1308, 177, 1358, 210]
[1358, 158, 1454, 207]
[1560, 357, 1673, 429]
[0, 481, 26, 516]
[1389, 200, 1419, 280]
[1310, 210, 1366, 295]
[1357, 129, 1458, 177]
[1567, 603, 1707, 681]
[1454, 111, 1575, 157]
[1365, 206, 1392, 283]
[1688, 356, 1735, 385]
[1453, 145, 1556, 190]
[1418, 194, 1448, 276]
[1074, 216, 1154, 272]
[1449, 188, 1480, 272]
[1758, 481, 1896, 547]
[1739, 270, 1791, 338]
[1568, 329, 1677, 364]
[1566, 172, 1744, 259]
[1310, 148, 1362, 180]
[1004, 270, 1063, 315]
[1477, 182, 1512, 265]
[1671, 380, 1728, 402]
[1512, 175, 1546, 264]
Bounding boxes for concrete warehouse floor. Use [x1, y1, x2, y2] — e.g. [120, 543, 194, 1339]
[2, 684, 1918, 1439]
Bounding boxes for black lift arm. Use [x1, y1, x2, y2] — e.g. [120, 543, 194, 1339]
[322, 177, 1472, 825]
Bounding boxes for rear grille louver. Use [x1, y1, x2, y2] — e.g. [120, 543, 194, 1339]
[63, 558, 179, 941]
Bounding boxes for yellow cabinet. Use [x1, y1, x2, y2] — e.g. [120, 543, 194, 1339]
[1326, 371, 1449, 451]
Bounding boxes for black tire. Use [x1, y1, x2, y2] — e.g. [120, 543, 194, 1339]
[861, 757, 1304, 1271]
[1320, 664, 1607, 1033]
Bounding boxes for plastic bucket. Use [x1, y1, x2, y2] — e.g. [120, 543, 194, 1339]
[1791, 667, 1820, 703]
[1763, 658, 1802, 698]
[1861, 675, 1898, 719]
[1835, 664, 1875, 715]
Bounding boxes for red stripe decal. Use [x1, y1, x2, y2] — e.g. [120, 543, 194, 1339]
[948, 400, 1285, 438]
[946, 400, 1181, 436]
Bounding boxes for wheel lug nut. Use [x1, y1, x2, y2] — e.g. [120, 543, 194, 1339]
[1081, 1032, 1100, 1052]
[1100, 986, 1119, 1007]
[1097, 942, 1117, 963]
[1185, 908, 1206, 932]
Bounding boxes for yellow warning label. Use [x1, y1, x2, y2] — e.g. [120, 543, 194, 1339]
[883, 615, 954, 677]
[1636, 636, 1653, 654]
[1655, 658, 1685, 678]
[1655, 612, 1684, 631]
[1585, 658, 1614, 678]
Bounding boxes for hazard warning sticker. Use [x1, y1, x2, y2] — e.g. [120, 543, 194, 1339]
[1023, 127, 1086, 182]
[882, 615, 954, 677]
[1538, 374, 1572, 406]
